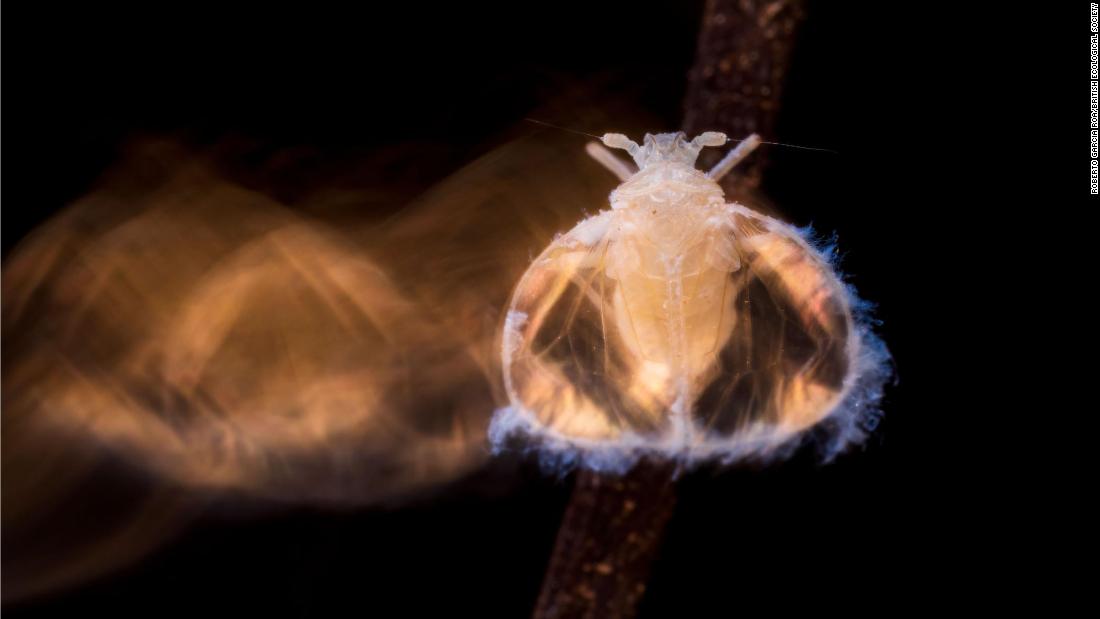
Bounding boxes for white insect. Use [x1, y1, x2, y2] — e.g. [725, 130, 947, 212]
[491, 131, 890, 471]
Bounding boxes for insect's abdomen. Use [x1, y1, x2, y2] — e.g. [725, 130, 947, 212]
[604, 205, 737, 442]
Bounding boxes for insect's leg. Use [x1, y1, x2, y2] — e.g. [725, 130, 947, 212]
[585, 141, 636, 181]
[706, 134, 762, 181]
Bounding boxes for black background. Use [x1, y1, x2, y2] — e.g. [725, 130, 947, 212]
[2, 1, 1033, 616]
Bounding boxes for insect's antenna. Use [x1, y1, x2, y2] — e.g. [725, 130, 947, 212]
[523, 118, 604, 141]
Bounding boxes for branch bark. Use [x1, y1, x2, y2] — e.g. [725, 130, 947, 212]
[684, 0, 807, 196]
[530, 463, 677, 619]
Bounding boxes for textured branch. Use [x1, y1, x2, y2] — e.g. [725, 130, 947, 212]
[530, 463, 677, 619]
[684, 0, 807, 195]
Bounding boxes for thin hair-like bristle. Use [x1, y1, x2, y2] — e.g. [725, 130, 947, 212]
[523, 118, 604, 141]
[729, 136, 839, 154]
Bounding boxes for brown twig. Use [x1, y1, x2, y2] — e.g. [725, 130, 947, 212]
[529, 462, 677, 619]
[684, 0, 808, 196]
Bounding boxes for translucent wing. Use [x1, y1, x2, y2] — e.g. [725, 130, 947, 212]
[501, 210, 666, 444]
[689, 204, 860, 453]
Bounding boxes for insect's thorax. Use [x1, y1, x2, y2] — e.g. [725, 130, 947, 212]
[601, 162, 737, 392]
[609, 162, 727, 253]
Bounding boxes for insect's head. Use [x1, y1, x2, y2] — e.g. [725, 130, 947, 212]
[602, 131, 727, 170]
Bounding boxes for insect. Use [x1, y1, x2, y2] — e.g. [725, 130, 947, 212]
[491, 131, 890, 470]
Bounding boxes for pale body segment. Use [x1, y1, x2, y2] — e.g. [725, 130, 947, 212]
[492, 131, 888, 469]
